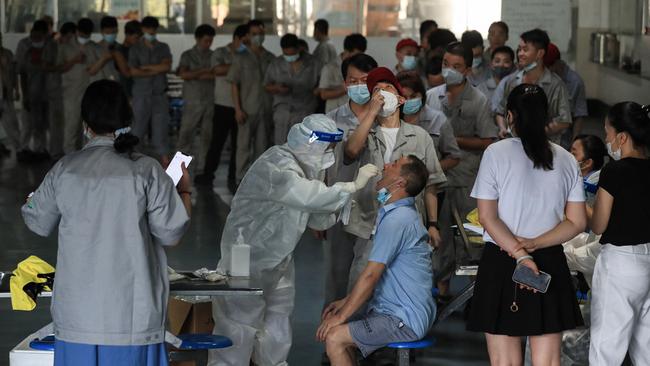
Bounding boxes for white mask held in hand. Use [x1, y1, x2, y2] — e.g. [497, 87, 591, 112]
[378, 90, 399, 117]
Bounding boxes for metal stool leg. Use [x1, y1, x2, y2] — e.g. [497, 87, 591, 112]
[397, 348, 410, 366]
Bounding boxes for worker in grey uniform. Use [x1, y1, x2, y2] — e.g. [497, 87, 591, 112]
[322, 53, 378, 310]
[56, 18, 100, 154]
[318, 33, 367, 113]
[344, 67, 446, 297]
[312, 19, 338, 66]
[544, 42, 588, 147]
[398, 72, 461, 173]
[21, 80, 191, 365]
[425, 42, 498, 297]
[476, 45, 515, 124]
[177, 24, 216, 172]
[194, 24, 248, 189]
[0, 32, 23, 158]
[264, 33, 321, 146]
[128, 16, 172, 164]
[461, 30, 490, 86]
[42, 22, 77, 159]
[16, 20, 50, 161]
[87, 16, 122, 82]
[494, 29, 572, 145]
[227, 19, 275, 185]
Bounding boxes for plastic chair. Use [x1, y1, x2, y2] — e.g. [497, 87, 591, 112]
[168, 334, 232, 366]
[387, 336, 436, 366]
[29, 335, 55, 351]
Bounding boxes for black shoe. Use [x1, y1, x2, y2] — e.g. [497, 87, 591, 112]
[194, 173, 215, 186]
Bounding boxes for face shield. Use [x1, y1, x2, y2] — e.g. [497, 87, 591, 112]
[287, 114, 343, 178]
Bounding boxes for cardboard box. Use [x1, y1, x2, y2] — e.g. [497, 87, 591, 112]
[167, 297, 215, 366]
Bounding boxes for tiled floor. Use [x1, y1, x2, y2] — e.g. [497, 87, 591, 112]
[0, 113, 606, 365]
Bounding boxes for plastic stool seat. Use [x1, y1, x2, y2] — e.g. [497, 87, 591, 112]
[29, 335, 55, 351]
[387, 336, 436, 349]
[176, 334, 233, 350]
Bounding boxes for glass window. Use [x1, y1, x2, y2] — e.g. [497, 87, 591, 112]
[5, 0, 55, 33]
[143, 0, 197, 34]
[58, 0, 140, 29]
[205, 0, 253, 34]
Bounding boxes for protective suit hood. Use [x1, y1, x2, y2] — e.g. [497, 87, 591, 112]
[286, 114, 343, 178]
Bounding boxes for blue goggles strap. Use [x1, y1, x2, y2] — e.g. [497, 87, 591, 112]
[308, 128, 344, 143]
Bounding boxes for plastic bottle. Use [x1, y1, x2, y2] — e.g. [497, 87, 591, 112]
[230, 228, 250, 277]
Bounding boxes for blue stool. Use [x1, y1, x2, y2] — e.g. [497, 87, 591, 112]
[387, 336, 436, 366]
[168, 334, 232, 366]
[29, 335, 55, 351]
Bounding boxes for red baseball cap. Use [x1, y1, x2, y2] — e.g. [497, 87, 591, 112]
[366, 67, 403, 96]
[396, 38, 419, 52]
[543, 42, 561, 66]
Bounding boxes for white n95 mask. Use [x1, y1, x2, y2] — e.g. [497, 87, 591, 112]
[378, 90, 399, 117]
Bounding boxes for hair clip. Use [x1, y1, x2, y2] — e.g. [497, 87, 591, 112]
[114, 127, 132, 137]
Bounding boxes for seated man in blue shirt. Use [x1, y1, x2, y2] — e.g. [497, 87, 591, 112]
[316, 155, 436, 365]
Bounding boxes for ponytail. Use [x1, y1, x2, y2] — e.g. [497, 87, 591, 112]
[507, 84, 553, 170]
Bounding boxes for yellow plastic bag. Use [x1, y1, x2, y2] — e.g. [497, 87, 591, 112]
[466, 208, 481, 227]
[10, 256, 55, 311]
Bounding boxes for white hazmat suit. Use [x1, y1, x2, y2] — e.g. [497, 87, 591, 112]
[209, 114, 379, 366]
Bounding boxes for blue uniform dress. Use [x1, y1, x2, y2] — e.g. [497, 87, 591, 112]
[54, 341, 168, 366]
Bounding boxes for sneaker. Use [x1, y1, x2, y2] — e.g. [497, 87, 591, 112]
[194, 173, 215, 186]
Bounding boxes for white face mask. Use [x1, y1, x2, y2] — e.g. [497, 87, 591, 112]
[606, 141, 621, 161]
[378, 90, 399, 117]
[321, 149, 335, 169]
[77, 36, 89, 45]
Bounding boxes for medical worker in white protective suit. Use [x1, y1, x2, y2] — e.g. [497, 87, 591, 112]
[209, 114, 379, 366]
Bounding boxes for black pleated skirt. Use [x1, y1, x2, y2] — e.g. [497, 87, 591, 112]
[466, 243, 584, 336]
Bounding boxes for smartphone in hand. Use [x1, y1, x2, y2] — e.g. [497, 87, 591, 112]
[512, 264, 552, 293]
[165, 151, 192, 186]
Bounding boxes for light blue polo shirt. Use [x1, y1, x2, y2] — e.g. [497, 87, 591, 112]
[367, 197, 436, 338]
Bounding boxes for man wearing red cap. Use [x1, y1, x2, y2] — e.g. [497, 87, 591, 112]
[493, 29, 572, 145]
[393, 38, 420, 75]
[339, 66, 446, 296]
[544, 42, 588, 145]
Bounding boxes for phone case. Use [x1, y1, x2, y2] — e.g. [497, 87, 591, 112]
[512, 264, 552, 293]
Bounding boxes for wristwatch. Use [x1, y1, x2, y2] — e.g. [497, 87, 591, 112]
[427, 221, 440, 230]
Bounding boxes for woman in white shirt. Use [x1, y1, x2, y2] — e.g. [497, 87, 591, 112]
[467, 84, 587, 366]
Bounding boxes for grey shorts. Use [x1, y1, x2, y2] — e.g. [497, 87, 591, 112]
[348, 311, 419, 357]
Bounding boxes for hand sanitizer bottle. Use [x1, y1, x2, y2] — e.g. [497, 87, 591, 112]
[230, 228, 250, 277]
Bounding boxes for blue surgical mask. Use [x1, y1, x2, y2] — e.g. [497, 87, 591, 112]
[376, 180, 400, 205]
[402, 98, 423, 115]
[522, 61, 537, 73]
[144, 33, 156, 42]
[441, 67, 464, 86]
[236, 43, 247, 53]
[77, 36, 89, 45]
[401, 55, 417, 71]
[283, 53, 300, 63]
[251, 34, 265, 46]
[347, 84, 371, 105]
[377, 187, 392, 205]
[472, 57, 483, 68]
[492, 65, 513, 79]
[31, 41, 45, 49]
[103, 33, 117, 44]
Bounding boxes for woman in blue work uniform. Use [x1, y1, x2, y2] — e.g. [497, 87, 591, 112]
[22, 80, 192, 366]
